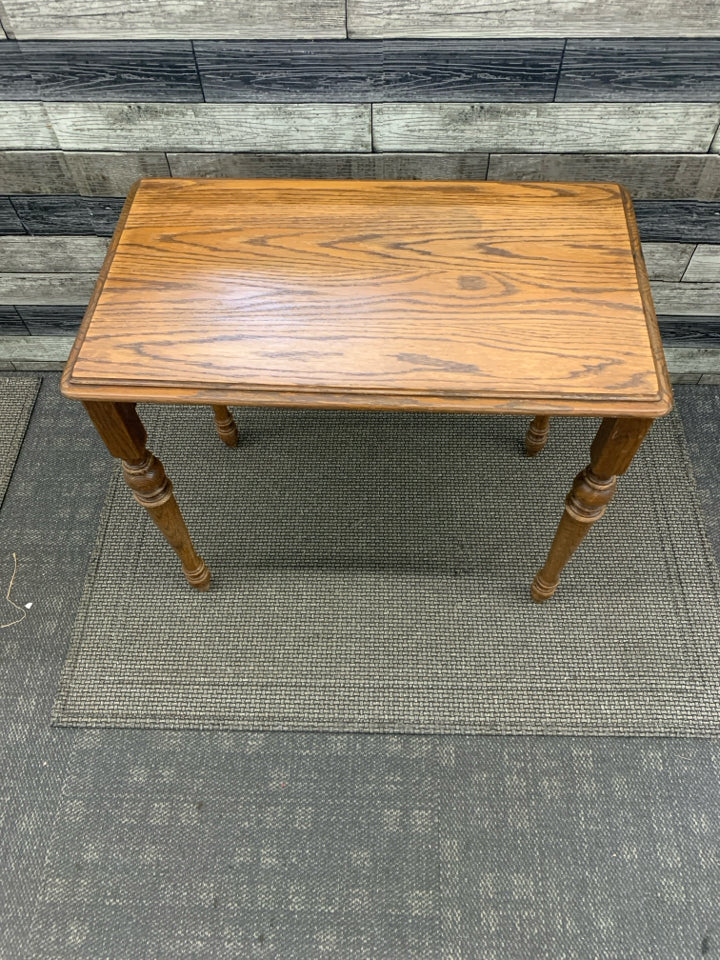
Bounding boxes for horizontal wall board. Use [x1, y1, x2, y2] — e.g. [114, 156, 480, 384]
[651, 281, 720, 315]
[14, 303, 85, 334]
[0, 305, 27, 334]
[0, 150, 75, 193]
[642, 243, 696, 281]
[167, 151, 490, 180]
[485, 153, 720, 200]
[84, 197, 124, 235]
[659, 318, 720, 346]
[348, 0, 720, 38]
[557, 40, 720, 102]
[0, 236, 108, 271]
[10, 194, 94, 234]
[0, 40, 202, 101]
[0, 0, 346, 39]
[0, 272, 94, 303]
[0, 196, 24, 233]
[65, 151, 171, 195]
[46, 103, 371, 152]
[663, 346, 720, 374]
[634, 202, 720, 243]
[0, 334, 73, 359]
[195, 39, 563, 102]
[683, 244, 720, 282]
[372, 103, 720, 153]
[0, 101, 56, 148]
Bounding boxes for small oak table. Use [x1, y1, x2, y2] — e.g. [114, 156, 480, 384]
[61, 178, 672, 601]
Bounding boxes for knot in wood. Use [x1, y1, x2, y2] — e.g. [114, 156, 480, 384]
[564, 467, 617, 524]
[122, 453, 174, 509]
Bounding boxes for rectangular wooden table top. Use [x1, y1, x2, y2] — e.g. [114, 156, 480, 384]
[61, 178, 672, 418]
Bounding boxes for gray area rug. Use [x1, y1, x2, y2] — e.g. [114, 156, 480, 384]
[0, 376, 40, 508]
[54, 405, 720, 735]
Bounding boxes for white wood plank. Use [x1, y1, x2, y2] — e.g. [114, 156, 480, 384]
[0, 0, 345, 38]
[0, 102, 57, 149]
[0, 237, 108, 272]
[373, 103, 719, 153]
[642, 243, 696, 281]
[650, 281, 720, 315]
[0, 273, 94, 303]
[349, 0, 720, 38]
[47, 103, 370, 152]
[486, 153, 720, 200]
[683, 244, 720, 282]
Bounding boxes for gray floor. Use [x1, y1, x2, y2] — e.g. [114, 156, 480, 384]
[1, 375, 720, 960]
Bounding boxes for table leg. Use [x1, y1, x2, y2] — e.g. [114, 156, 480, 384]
[212, 404, 239, 447]
[531, 416, 653, 603]
[525, 415, 550, 456]
[83, 400, 211, 591]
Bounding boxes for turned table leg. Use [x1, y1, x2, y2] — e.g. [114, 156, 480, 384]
[212, 404, 238, 447]
[83, 400, 211, 591]
[525, 415, 550, 456]
[531, 416, 653, 603]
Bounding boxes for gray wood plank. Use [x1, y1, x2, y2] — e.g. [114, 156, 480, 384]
[699, 373, 720, 383]
[14, 303, 84, 334]
[0, 305, 27, 334]
[0, 150, 75, 193]
[659, 318, 720, 346]
[0, 40, 202, 101]
[0, 196, 25, 233]
[348, 0, 720, 38]
[557, 41, 720, 102]
[10, 195, 94, 234]
[684, 245, 720, 282]
[634, 202, 720, 243]
[0, 101, 56, 148]
[0, 236, 108, 272]
[167, 151, 490, 180]
[485, 153, 720, 200]
[195, 39, 563, 102]
[669, 372, 702, 384]
[47, 103, 371, 152]
[372, 103, 720, 153]
[642, 243, 696, 281]
[663, 346, 720, 374]
[0, 273, 93, 303]
[0, 334, 73, 359]
[0, 150, 169, 194]
[1, 0, 345, 39]
[650, 281, 720, 315]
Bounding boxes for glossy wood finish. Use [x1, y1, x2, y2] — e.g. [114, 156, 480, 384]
[531, 417, 652, 601]
[62, 178, 671, 417]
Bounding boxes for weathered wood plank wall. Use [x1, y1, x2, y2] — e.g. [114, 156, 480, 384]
[0, 0, 718, 378]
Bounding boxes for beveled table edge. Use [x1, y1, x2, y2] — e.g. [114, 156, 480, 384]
[60, 177, 674, 419]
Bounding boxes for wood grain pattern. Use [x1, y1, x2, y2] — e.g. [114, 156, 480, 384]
[65, 152, 171, 196]
[0, 150, 75, 193]
[0, 196, 24, 233]
[372, 104, 720, 154]
[62, 178, 671, 418]
[0, 101, 56, 148]
[642, 243, 696, 281]
[634, 202, 720, 243]
[486, 153, 720, 200]
[0, 236, 108, 272]
[557, 40, 720, 101]
[0, 272, 94, 303]
[167, 151, 491, 181]
[46, 103, 371, 152]
[0, 305, 27, 334]
[663, 346, 720, 374]
[348, 0, 720, 38]
[0, 40, 202, 100]
[651, 282, 720, 315]
[0, 0, 345, 39]
[659, 318, 720, 346]
[681, 245, 720, 282]
[14, 303, 85, 334]
[10, 194, 94, 234]
[195, 39, 563, 102]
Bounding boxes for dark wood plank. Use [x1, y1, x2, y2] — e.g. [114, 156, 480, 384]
[86, 197, 125, 236]
[659, 318, 720, 346]
[0, 196, 25, 233]
[0, 305, 28, 334]
[195, 39, 563, 102]
[557, 40, 720, 102]
[11, 194, 94, 234]
[634, 202, 720, 242]
[14, 303, 85, 334]
[0, 40, 203, 101]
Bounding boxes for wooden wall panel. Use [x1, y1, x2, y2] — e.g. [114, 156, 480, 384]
[0, 41, 203, 101]
[642, 243, 696, 281]
[0, 236, 108, 271]
[634, 202, 720, 242]
[0, 196, 25, 233]
[347, 0, 720, 38]
[486, 154, 720, 200]
[46, 103, 371, 152]
[0, 272, 95, 303]
[0, 102, 57, 148]
[556, 40, 720, 101]
[195, 40, 563, 102]
[684, 246, 720, 282]
[651, 282, 720, 315]
[372, 104, 720, 153]
[0, 0, 346, 39]
[167, 151, 490, 180]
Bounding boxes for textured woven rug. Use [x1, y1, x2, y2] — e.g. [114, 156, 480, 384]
[0, 376, 40, 508]
[54, 405, 720, 735]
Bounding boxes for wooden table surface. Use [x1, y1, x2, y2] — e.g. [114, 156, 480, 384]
[61, 178, 671, 418]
